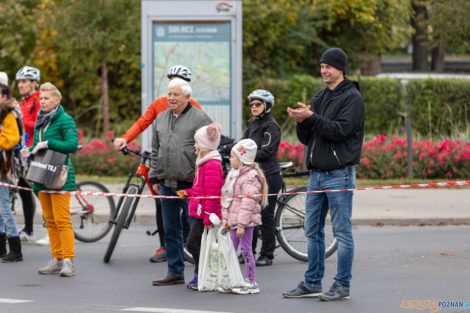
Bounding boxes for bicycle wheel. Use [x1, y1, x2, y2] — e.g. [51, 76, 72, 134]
[103, 185, 138, 263]
[70, 180, 115, 243]
[275, 185, 337, 261]
[184, 246, 195, 264]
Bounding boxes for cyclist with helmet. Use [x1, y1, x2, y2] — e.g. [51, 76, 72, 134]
[113, 65, 201, 263]
[242, 89, 282, 267]
[15, 66, 41, 243]
[16, 66, 40, 147]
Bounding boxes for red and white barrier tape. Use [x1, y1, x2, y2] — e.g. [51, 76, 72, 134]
[1, 180, 469, 200]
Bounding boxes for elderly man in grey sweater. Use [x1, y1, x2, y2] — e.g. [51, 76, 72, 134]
[149, 78, 212, 286]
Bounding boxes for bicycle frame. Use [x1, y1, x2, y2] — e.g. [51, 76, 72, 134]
[271, 165, 309, 244]
[277, 167, 308, 208]
[109, 150, 153, 230]
[71, 193, 94, 215]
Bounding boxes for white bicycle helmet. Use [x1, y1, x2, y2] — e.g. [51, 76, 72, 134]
[16, 66, 40, 81]
[248, 89, 275, 112]
[0, 72, 8, 85]
[166, 65, 191, 82]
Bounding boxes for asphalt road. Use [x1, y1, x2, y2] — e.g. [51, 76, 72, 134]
[1, 224, 469, 313]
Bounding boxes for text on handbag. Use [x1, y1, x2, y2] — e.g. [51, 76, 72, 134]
[30, 160, 59, 172]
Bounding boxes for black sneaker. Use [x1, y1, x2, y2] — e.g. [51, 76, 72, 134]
[256, 255, 273, 266]
[282, 281, 322, 298]
[318, 281, 350, 301]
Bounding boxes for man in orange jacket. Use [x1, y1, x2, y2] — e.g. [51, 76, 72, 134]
[113, 65, 201, 263]
[16, 66, 41, 243]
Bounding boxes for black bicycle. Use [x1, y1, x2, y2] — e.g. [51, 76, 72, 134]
[104, 139, 337, 263]
[103, 145, 193, 263]
[209, 140, 337, 262]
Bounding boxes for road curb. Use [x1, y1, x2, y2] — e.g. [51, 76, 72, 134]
[351, 218, 470, 226]
[23, 213, 470, 226]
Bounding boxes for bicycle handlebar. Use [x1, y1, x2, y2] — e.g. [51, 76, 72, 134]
[111, 138, 151, 160]
[282, 169, 310, 178]
[111, 139, 307, 176]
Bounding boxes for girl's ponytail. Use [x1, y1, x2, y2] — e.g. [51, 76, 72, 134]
[252, 162, 268, 207]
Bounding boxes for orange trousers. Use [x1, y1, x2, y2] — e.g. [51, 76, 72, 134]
[38, 193, 75, 259]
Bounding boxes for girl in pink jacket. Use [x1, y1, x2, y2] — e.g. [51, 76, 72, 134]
[176, 122, 223, 290]
[222, 139, 268, 295]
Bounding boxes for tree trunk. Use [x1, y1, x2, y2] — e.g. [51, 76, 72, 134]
[359, 53, 382, 76]
[431, 42, 445, 72]
[101, 62, 109, 136]
[411, 2, 428, 71]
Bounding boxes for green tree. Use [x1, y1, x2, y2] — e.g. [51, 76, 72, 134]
[46, 0, 140, 136]
[316, 0, 411, 75]
[427, 0, 470, 71]
[243, 0, 411, 79]
[429, 0, 470, 53]
[410, 0, 470, 72]
[0, 0, 42, 91]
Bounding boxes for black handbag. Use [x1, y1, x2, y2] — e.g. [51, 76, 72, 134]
[25, 124, 69, 189]
[25, 149, 68, 189]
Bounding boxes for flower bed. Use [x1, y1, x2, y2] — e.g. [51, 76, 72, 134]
[72, 131, 469, 180]
[71, 130, 140, 176]
[357, 135, 470, 179]
[277, 141, 304, 169]
[276, 136, 469, 179]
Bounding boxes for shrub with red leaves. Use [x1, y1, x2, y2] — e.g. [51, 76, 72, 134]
[357, 135, 470, 179]
[278, 141, 304, 169]
[72, 130, 469, 179]
[71, 129, 141, 176]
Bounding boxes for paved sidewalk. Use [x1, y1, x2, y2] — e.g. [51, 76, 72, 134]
[17, 183, 470, 225]
[352, 188, 470, 225]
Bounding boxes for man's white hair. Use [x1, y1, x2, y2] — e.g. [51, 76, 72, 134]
[168, 77, 192, 96]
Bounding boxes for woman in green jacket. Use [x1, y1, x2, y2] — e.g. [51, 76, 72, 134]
[22, 82, 78, 277]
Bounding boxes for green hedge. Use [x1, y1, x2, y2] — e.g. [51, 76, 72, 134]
[360, 77, 403, 135]
[407, 79, 470, 137]
[243, 76, 470, 137]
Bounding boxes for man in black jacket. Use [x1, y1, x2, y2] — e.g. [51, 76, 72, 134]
[283, 48, 364, 301]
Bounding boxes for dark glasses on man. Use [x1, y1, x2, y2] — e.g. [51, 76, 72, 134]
[249, 101, 263, 108]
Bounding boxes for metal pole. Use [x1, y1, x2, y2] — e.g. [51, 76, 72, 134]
[406, 117, 413, 180]
[398, 78, 413, 180]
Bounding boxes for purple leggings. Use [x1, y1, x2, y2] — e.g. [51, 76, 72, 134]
[230, 227, 256, 283]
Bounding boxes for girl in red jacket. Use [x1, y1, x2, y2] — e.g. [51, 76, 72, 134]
[176, 122, 224, 290]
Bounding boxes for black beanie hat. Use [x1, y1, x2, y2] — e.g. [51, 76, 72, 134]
[320, 48, 348, 74]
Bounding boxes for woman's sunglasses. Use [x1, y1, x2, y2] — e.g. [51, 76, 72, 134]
[249, 101, 264, 108]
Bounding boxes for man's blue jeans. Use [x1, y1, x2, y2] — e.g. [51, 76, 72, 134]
[0, 181, 19, 237]
[159, 185, 191, 277]
[304, 166, 355, 289]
